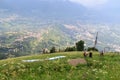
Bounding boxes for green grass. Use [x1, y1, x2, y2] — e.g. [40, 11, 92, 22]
[0, 52, 120, 80]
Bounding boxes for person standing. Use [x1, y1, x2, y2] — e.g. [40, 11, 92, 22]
[83, 50, 88, 57]
[100, 50, 104, 56]
[89, 51, 92, 58]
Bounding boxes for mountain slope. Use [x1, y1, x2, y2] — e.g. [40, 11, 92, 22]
[0, 0, 120, 58]
[0, 0, 87, 19]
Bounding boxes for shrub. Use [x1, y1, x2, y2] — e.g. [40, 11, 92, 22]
[87, 47, 98, 51]
[65, 46, 76, 52]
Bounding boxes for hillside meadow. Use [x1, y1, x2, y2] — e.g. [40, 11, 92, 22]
[0, 51, 120, 80]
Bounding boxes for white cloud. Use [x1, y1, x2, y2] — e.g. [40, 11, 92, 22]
[69, 0, 108, 8]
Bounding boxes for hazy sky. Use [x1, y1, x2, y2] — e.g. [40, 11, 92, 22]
[68, 0, 117, 11]
[69, 0, 108, 8]
[0, 0, 119, 9]
[1, 0, 120, 13]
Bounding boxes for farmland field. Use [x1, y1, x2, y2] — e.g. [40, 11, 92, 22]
[0, 52, 120, 80]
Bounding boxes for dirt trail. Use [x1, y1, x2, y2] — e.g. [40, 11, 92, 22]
[68, 58, 87, 66]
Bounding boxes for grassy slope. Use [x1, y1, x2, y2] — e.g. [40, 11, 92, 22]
[0, 52, 120, 80]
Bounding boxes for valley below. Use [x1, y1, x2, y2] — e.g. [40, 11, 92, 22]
[0, 15, 120, 59]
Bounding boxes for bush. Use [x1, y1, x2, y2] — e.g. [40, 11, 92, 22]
[65, 46, 76, 52]
[87, 47, 98, 51]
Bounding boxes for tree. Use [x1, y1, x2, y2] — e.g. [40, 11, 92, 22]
[50, 47, 56, 53]
[76, 40, 84, 51]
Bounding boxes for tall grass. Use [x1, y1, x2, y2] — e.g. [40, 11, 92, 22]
[0, 52, 119, 80]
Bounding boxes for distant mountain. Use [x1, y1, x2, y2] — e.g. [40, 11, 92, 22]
[0, 0, 118, 23]
[0, 0, 120, 23]
[0, 0, 85, 17]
